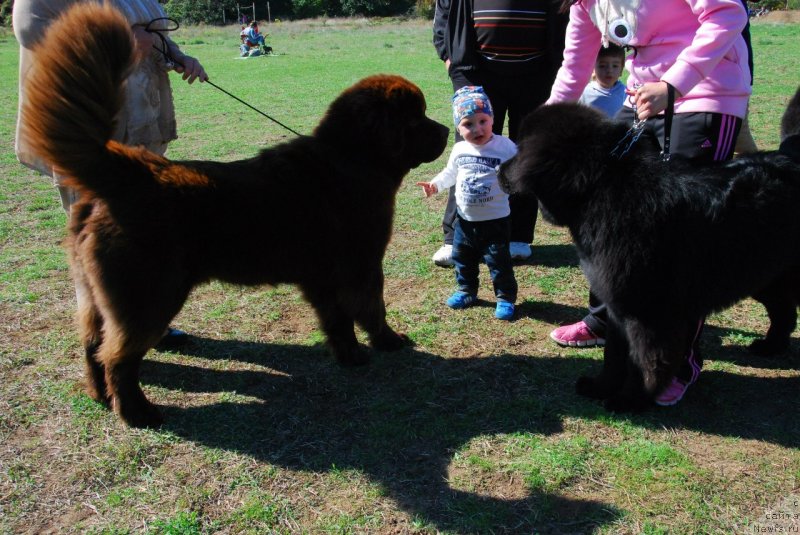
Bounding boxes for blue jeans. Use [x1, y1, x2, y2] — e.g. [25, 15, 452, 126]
[452, 215, 517, 303]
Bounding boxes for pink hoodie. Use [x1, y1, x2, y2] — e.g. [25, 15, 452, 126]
[547, 0, 751, 118]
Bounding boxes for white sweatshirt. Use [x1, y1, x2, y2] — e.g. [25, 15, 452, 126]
[431, 135, 517, 222]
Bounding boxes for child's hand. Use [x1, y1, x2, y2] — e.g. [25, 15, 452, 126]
[416, 181, 438, 198]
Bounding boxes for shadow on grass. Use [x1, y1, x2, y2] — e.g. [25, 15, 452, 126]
[516, 299, 588, 326]
[144, 332, 800, 532]
[146, 339, 620, 532]
[701, 323, 800, 369]
[527, 244, 579, 268]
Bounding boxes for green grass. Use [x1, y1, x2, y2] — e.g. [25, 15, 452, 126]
[1, 14, 800, 534]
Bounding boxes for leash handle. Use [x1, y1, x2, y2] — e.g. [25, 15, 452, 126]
[660, 82, 675, 162]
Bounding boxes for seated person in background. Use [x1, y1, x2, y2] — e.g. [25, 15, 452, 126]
[579, 43, 626, 117]
[239, 25, 251, 56]
[241, 21, 271, 55]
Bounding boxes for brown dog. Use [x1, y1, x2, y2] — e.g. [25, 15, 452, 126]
[22, 3, 449, 427]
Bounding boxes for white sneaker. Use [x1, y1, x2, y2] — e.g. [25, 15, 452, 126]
[432, 244, 453, 267]
[509, 242, 532, 260]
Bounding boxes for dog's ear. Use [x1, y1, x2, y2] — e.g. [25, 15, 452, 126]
[515, 103, 613, 188]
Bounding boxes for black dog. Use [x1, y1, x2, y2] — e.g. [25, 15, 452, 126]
[22, 3, 449, 427]
[499, 88, 800, 412]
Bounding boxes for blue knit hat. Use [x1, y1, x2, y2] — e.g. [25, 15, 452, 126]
[452, 86, 493, 126]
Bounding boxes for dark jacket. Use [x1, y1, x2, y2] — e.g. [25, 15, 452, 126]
[433, 0, 568, 78]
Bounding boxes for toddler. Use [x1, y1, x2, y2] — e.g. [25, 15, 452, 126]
[579, 44, 626, 117]
[418, 86, 518, 320]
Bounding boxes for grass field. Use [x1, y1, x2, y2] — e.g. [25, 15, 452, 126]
[1, 15, 800, 534]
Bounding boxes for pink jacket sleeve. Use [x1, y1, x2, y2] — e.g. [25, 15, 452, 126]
[546, 3, 601, 105]
[661, 0, 748, 98]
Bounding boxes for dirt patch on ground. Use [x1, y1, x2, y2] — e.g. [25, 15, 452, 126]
[755, 10, 800, 23]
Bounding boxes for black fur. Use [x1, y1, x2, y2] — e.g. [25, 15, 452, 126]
[499, 88, 800, 412]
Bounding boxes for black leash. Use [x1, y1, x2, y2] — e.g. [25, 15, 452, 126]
[200, 80, 302, 136]
[144, 17, 302, 137]
[660, 82, 675, 162]
[610, 82, 676, 161]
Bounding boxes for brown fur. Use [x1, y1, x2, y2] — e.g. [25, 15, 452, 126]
[22, 3, 449, 427]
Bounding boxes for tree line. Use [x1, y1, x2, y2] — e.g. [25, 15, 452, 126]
[163, 0, 434, 23]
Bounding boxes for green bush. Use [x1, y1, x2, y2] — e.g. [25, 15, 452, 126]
[339, 0, 415, 17]
[755, 0, 793, 11]
[1, 0, 12, 26]
[414, 0, 435, 19]
[164, 0, 236, 24]
[163, 0, 294, 24]
[292, 0, 342, 18]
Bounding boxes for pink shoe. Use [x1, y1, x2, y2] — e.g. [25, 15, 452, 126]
[549, 321, 605, 347]
[655, 377, 692, 406]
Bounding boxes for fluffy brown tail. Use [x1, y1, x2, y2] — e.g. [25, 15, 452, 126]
[20, 3, 135, 192]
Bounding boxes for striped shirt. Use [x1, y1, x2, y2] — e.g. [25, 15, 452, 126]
[473, 0, 549, 67]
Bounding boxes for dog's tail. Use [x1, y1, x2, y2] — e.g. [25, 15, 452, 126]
[20, 3, 137, 193]
[779, 86, 800, 161]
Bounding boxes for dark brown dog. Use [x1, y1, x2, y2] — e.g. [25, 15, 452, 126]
[499, 89, 800, 412]
[22, 3, 448, 427]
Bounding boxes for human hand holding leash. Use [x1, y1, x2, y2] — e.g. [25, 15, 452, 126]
[626, 81, 682, 120]
[143, 18, 207, 84]
[169, 51, 206, 84]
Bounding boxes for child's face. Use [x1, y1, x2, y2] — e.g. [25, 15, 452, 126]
[457, 112, 493, 146]
[594, 57, 624, 89]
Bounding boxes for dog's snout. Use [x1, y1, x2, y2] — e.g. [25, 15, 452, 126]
[497, 158, 514, 194]
[424, 120, 450, 163]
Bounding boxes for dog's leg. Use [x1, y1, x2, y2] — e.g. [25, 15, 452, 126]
[576, 317, 627, 400]
[750, 277, 796, 356]
[349, 274, 408, 352]
[303, 286, 368, 366]
[605, 319, 689, 412]
[98, 324, 164, 428]
[75, 276, 108, 405]
[107, 354, 162, 428]
[321, 306, 368, 366]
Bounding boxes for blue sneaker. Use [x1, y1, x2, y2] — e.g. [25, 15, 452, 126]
[446, 291, 476, 309]
[495, 301, 515, 321]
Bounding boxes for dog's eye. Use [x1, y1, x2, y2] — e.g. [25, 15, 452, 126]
[608, 18, 633, 45]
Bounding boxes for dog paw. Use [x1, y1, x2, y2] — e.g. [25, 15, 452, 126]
[113, 396, 164, 428]
[748, 337, 788, 357]
[84, 384, 112, 406]
[575, 376, 607, 399]
[371, 330, 411, 352]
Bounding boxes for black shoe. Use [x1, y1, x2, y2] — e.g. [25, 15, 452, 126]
[157, 327, 189, 348]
